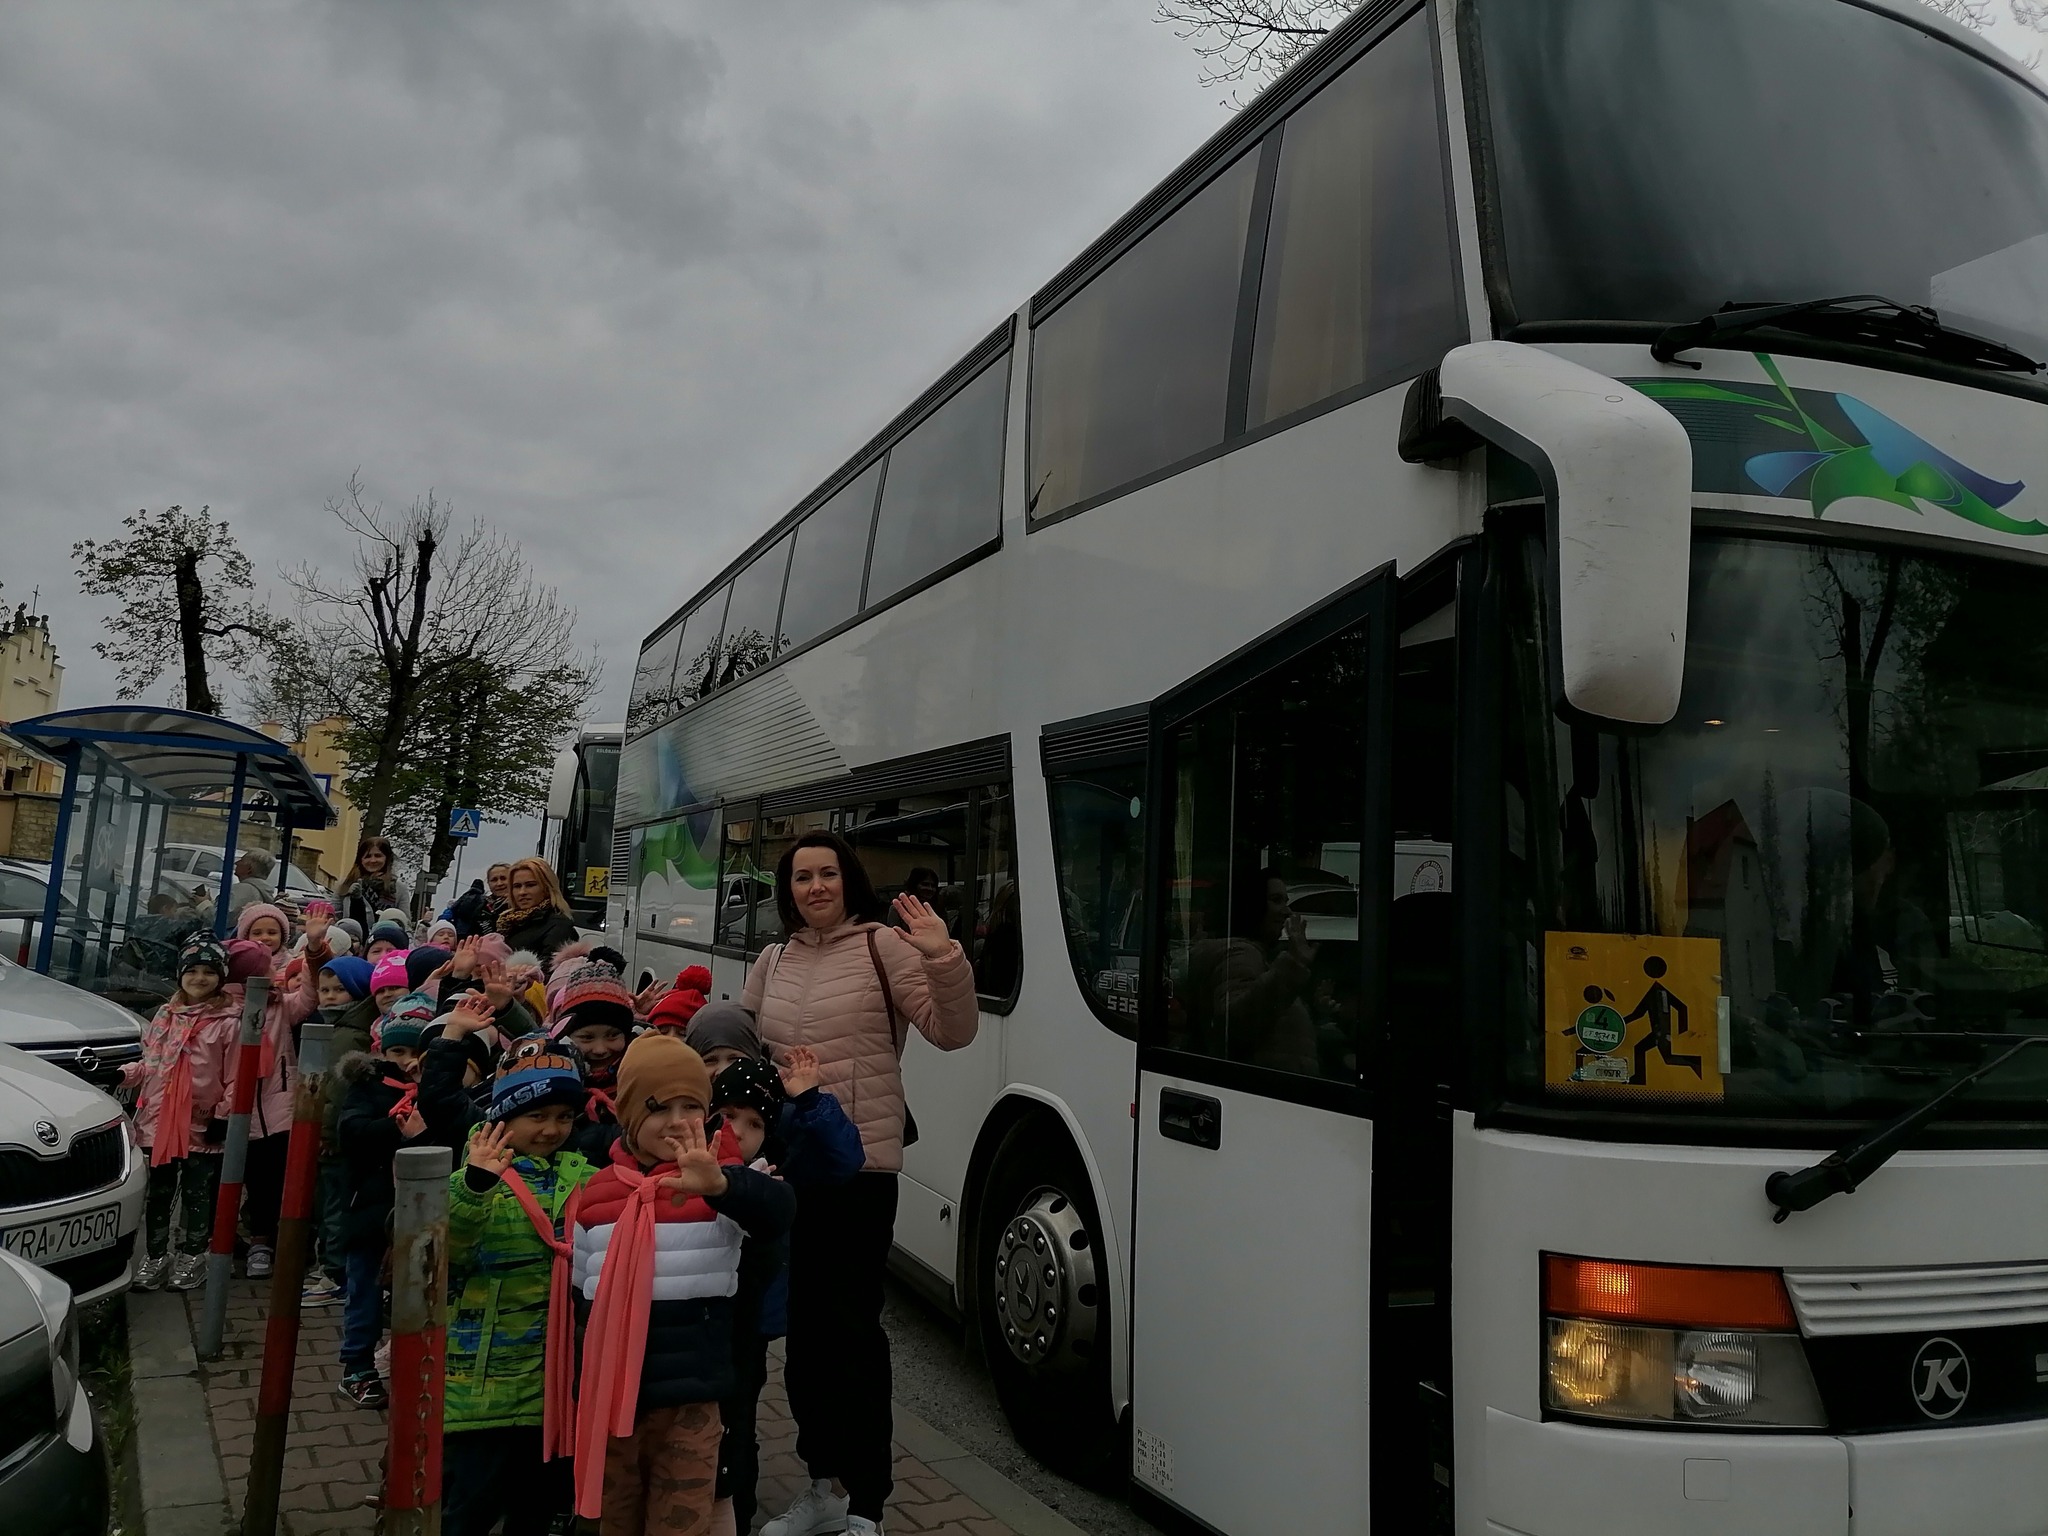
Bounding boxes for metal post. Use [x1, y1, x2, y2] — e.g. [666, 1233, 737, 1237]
[383, 1145, 451, 1533]
[215, 754, 248, 936]
[243, 1021, 331, 1536]
[33, 745, 80, 972]
[120, 789, 152, 945]
[277, 817, 296, 896]
[199, 975, 269, 1359]
[66, 757, 107, 983]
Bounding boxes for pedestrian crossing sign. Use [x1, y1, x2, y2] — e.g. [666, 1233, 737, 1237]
[448, 807, 482, 839]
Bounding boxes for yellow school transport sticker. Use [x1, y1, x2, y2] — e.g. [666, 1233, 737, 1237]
[1545, 933, 1725, 1102]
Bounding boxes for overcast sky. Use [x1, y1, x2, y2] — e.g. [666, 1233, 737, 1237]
[0, 0, 1232, 872]
[4, 2, 2041, 880]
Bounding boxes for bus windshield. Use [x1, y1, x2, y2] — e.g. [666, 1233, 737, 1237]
[1498, 531, 2048, 1127]
[1474, 0, 2048, 364]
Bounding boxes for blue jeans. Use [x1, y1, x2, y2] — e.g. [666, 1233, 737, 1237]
[340, 1242, 385, 1374]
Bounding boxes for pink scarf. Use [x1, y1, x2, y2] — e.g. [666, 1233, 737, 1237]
[499, 1169, 581, 1463]
[149, 1057, 193, 1168]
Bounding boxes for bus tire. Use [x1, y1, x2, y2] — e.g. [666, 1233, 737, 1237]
[974, 1115, 1118, 1480]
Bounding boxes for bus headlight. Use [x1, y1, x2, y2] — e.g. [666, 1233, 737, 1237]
[1543, 1256, 1826, 1429]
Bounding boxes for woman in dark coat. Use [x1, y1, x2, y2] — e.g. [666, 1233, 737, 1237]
[495, 857, 581, 972]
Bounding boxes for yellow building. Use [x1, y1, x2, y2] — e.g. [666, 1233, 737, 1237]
[0, 607, 63, 795]
[258, 716, 362, 886]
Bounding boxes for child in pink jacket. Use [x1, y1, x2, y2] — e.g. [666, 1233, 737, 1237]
[124, 935, 241, 1292]
[225, 901, 325, 1277]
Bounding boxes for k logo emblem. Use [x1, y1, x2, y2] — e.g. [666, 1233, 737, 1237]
[32, 1121, 58, 1148]
[1910, 1336, 1970, 1421]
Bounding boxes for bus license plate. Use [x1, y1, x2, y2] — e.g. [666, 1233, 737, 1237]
[3, 1206, 121, 1265]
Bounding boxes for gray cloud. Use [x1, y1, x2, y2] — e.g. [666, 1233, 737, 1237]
[0, 0, 1224, 758]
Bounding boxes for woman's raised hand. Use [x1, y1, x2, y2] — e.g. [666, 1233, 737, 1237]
[891, 894, 952, 958]
[778, 1045, 821, 1097]
[466, 1121, 516, 1178]
[659, 1117, 728, 1201]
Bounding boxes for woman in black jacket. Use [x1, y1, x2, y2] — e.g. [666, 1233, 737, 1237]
[337, 835, 407, 932]
[495, 858, 581, 972]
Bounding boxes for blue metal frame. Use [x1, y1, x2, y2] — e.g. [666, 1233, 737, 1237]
[33, 745, 81, 973]
[213, 754, 248, 936]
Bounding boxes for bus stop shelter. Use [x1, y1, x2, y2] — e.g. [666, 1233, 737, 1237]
[6, 707, 334, 1006]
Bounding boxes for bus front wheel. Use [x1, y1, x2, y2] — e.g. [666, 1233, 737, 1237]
[975, 1116, 1118, 1480]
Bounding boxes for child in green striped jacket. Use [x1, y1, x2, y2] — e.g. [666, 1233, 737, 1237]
[441, 1041, 596, 1536]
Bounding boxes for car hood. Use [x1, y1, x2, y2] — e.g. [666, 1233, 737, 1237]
[0, 958, 144, 1046]
[0, 1042, 126, 1147]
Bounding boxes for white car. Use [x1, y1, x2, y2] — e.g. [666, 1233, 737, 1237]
[0, 1247, 106, 1531]
[0, 1045, 145, 1307]
[0, 957, 143, 1092]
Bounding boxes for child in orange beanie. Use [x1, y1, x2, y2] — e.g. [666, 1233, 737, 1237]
[568, 1033, 795, 1535]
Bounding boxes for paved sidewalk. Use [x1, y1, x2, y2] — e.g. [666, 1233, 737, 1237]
[133, 1277, 1087, 1536]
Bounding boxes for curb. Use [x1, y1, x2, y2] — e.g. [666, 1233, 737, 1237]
[127, 1289, 231, 1535]
[892, 1405, 1092, 1536]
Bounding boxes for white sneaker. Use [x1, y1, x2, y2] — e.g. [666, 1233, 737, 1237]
[846, 1519, 882, 1536]
[761, 1481, 849, 1536]
[170, 1253, 208, 1291]
[134, 1256, 170, 1291]
[246, 1245, 274, 1279]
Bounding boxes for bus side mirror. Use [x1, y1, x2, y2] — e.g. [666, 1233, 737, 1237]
[545, 746, 579, 821]
[1426, 341, 1692, 728]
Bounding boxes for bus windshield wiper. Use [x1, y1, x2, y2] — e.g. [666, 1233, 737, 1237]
[1766, 1033, 2048, 1222]
[1651, 294, 2043, 374]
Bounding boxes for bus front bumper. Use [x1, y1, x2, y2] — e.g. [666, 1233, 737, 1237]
[1482, 1407, 2048, 1535]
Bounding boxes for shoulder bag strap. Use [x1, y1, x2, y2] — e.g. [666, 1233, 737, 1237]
[867, 929, 904, 1055]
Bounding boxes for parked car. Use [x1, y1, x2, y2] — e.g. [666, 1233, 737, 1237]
[0, 863, 81, 968]
[0, 1246, 108, 1533]
[0, 959, 143, 1093]
[152, 843, 329, 907]
[0, 1044, 145, 1310]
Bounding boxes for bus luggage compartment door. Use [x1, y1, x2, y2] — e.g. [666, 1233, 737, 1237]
[1131, 1075, 1374, 1536]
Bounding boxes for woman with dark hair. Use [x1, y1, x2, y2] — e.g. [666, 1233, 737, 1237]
[336, 836, 405, 932]
[494, 857, 581, 971]
[749, 831, 979, 1536]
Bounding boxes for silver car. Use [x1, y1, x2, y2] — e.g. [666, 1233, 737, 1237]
[0, 1247, 108, 1532]
[0, 958, 143, 1092]
[0, 1046, 146, 1308]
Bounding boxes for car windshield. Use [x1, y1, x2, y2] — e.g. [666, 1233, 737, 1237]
[1473, 0, 2048, 363]
[1497, 531, 2048, 1125]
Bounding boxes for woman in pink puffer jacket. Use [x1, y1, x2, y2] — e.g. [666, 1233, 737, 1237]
[743, 830, 978, 1536]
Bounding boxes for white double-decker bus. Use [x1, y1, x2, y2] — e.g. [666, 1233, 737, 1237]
[612, 1, 2048, 1530]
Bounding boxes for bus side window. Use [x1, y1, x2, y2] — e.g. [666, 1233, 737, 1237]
[1047, 762, 1146, 1034]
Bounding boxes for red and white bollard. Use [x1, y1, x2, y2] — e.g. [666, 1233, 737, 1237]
[199, 975, 268, 1360]
[384, 1143, 452, 1534]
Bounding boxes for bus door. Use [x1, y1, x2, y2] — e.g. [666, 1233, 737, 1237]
[1131, 566, 1400, 1535]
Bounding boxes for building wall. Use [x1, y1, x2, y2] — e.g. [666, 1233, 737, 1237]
[0, 610, 63, 796]
[260, 716, 361, 886]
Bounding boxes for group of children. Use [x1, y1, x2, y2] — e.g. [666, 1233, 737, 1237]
[130, 889, 866, 1536]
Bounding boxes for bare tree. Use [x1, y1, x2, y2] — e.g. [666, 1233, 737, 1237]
[1155, 0, 1359, 94]
[284, 474, 598, 887]
[72, 505, 282, 715]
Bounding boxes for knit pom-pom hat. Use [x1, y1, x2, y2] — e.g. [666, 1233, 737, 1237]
[370, 951, 411, 994]
[177, 935, 229, 980]
[675, 964, 712, 994]
[487, 1038, 586, 1123]
[646, 988, 708, 1033]
[549, 958, 635, 1024]
[616, 1032, 714, 1149]
[234, 902, 292, 944]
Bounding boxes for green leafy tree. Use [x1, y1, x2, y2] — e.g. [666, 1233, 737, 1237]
[72, 505, 282, 715]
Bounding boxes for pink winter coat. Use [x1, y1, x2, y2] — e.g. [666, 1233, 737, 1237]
[223, 952, 318, 1140]
[743, 921, 979, 1172]
[122, 994, 240, 1157]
